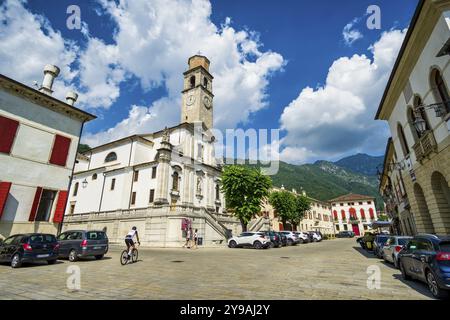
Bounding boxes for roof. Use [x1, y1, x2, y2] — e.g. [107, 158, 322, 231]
[329, 193, 375, 203]
[0, 73, 96, 122]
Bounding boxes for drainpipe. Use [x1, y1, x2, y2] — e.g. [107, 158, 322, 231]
[98, 172, 107, 212]
[128, 137, 135, 209]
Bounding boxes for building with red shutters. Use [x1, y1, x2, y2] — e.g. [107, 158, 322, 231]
[0, 65, 95, 239]
[330, 193, 378, 236]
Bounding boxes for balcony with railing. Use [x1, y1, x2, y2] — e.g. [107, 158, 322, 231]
[412, 130, 438, 161]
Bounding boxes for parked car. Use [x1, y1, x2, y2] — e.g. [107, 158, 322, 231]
[382, 236, 413, 268]
[398, 234, 450, 299]
[373, 234, 390, 258]
[0, 233, 59, 268]
[308, 231, 322, 242]
[277, 232, 288, 246]
[294, 232, 309, 244]
[337, 231, 355, 238]
[228, 232, 270, 249]
[57, 230, 108, 262]
[261, 231, 282, 248]
[280, 231, 300, 246]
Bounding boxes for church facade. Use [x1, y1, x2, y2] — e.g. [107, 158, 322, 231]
[63, 55, 247, 247]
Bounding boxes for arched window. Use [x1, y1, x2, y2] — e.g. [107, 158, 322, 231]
[92, 173, 97, 180]
[341, 210, 346, 220]
[407, 107, 419, 143]
[172, 171, 179, 191]
[413, 96, 430, 135]
[333, 210, 338, 220]
[349, 208, 356, 219]
[190, 76, 195, 88]
[203, 77, 208, 88]
[397, 124, 410, 157]
[360, 208, 365, 220]
[105, 152, 117, 163]
[73, 182, 79, 196]
[431, 68, 450, 114]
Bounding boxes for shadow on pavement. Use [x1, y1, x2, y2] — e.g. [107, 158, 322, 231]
[352, 246, 378, 259]
[392, 274, 436, 300]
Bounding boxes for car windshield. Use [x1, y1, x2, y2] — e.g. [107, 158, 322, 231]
[87, 232, 106, 240]
[398, 238, 410, 246]
[439, 242, 450, 252]
[377, 236, 388, 243]
[29, 234, 57, 243]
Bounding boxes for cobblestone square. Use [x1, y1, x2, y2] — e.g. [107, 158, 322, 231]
[0, 239, 434, 300]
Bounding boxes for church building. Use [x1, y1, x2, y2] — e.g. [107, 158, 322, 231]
[63, 55, 245, 246]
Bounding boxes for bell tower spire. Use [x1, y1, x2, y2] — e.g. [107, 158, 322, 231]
[181, 55, 214, 129]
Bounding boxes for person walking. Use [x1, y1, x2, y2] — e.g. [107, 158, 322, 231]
[192, 229, 199, 249]
[183, 228, 191, 248]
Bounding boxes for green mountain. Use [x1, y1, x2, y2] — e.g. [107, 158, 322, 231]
[241, 155, 384, 210]
[334, 153, 384, 176]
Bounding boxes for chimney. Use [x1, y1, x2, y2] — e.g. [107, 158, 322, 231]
[39, 64, 60, 95]
[65, 91, 78, 106]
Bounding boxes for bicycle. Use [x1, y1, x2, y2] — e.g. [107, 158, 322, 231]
[120, 243, 139, 265]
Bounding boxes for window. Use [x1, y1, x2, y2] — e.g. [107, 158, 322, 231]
[110, 178, 116, 190]
[92, 173, 97, 180]
[172, 172, 179, 191]
[336, 225, 340, 231]
[343, 225, 348, 231]
[73, 182, 79, 196]
[87, 231, 106, 240]
[367, 201, 372, 205]
[151, 167, 157, 179]
[190, 76, 195, 88]
[0, 115, 19, 154]
[216, 206, 219, 213]
[149, 189, 155, 203]
[35, 189, 57, 221]
[360, 209, 365, 220]
[333, 210, 338, 220]
[341, 210, 346, 220]
[134, 170, 139, 182]
[69, 203, 75, 215]
[369, 208, 375, 219]
[432, 69, 450, 114]
[131, 192, 136, 205]
[203, 77, 208, 88]
[105, 152, 117, 163]
[0, 181, 12, 219]
[49, 135, 71, 167]
[397, 123, 410, 156]
[215, 184, 220, 200]
[340, 203, 344, 206]
[359, 202, 363, 205]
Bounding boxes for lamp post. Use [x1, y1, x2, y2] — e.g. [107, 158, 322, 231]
[413, 109, 427, 135]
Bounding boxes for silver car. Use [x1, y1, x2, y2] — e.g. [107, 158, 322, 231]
[382, 236, 412, 268]
[280, 231, 299, 246]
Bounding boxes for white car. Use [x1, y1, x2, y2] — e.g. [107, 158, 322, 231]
[228, 232, 270, 249]
[294, 232, 309, 243]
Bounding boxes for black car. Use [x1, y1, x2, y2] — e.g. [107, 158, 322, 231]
[262, 231, 282, 248]
[277, 232, 288, 247]
[337, 231, 355, 238]
[0, 233, 59, 268]
[398, 234, 450, 299]
[57, 230, 108, 262]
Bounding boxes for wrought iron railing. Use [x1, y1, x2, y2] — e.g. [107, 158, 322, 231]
[412, 130, 437, 161]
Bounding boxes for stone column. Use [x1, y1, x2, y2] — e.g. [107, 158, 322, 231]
[183, 166, 193, 206]
[155, 139, 172, 205]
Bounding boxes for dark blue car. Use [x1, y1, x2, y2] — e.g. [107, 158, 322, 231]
[0, 233, 59, 268]
[398, 234, 450, 299]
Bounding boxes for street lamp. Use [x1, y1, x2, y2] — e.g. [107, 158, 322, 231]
[82, 178, 88, 189]
[413, 109, 427, 135]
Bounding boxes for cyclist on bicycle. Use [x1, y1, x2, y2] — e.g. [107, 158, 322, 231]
[125, 226, 141, 258]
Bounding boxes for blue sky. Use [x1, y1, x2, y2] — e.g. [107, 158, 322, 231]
[0, 0, 419, 163]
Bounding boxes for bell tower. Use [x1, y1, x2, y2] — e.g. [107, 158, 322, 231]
[181, 55, 214, 129]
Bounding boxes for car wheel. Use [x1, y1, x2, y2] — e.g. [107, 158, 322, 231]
[95, 255, 104, 260]
[299, 239, 304, 244]
[253, 241, 262, 249]
[400, 261, 411, 280]
[426, 271, 448, 299]
[313, 239, 317, 243]
[47, 259, 57, 265]
[11, 253, 22, 268]
[228, 240, 237, 248]
[68, 249, 78, 262]
[287, 239, 293, 246]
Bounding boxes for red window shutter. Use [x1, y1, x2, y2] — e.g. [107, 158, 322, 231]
[29, 187, 43, 221]
[360, 209, 365, 219]
[369, 208, 375, 219]
[53, 190, 68, 223]
[333, 210, 338, 220]
[0, 182, 12, 219]
[349, 208, 356, 219]
[0, 115, 19, 154]
[341, 210, 346, 220]
[49, 135, 71, 167]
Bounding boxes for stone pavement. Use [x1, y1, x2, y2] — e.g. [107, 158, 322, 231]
[0, 238, 434, 300]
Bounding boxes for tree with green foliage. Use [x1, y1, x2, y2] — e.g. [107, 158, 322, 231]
[77, 144, 91, 153]
[292, 195, 311, 230]
[268, 190, 297, 230]
[221, 165, 272, 232]
[377, 214, 389, 221]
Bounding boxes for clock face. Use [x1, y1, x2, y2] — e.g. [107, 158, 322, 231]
[186, 95, 196, 106]
[203, 96, 212, 109]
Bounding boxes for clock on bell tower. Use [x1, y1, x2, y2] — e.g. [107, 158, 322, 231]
[181, 55, 214, 129]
